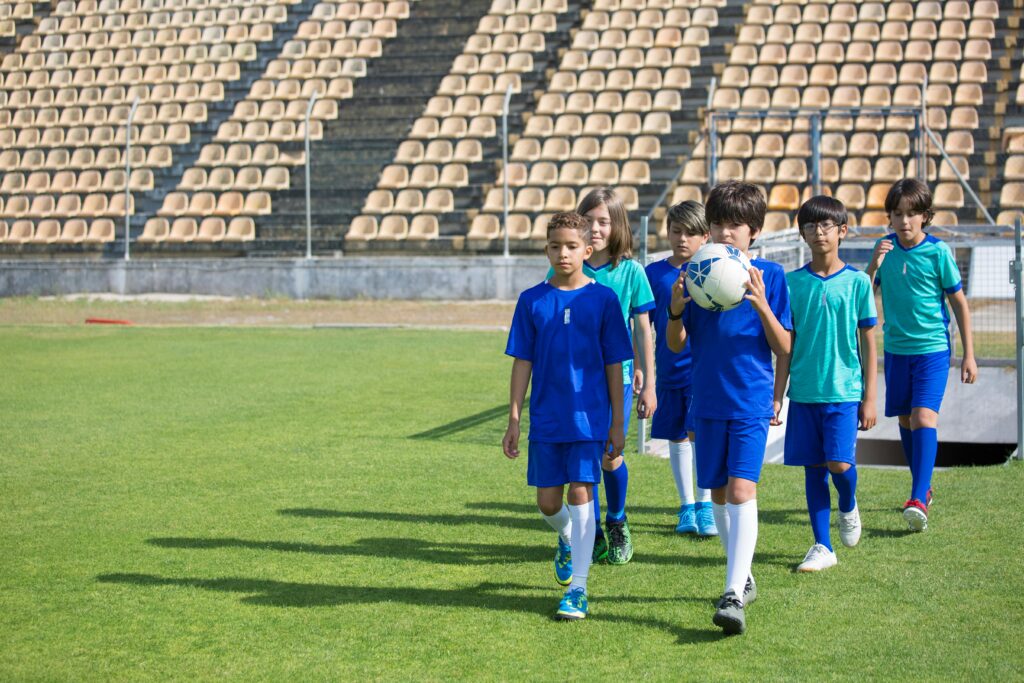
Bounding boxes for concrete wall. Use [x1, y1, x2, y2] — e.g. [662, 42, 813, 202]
[0, 257, 551, 300]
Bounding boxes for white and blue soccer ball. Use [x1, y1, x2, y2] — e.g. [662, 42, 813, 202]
[684, 243, 752, 312]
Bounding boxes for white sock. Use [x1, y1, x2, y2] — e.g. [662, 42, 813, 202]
[568, 501, 595, 593]
[725, 499, 758, 603]
[712, 502, 729, 554]
[541, 505, 572, 545]
[692, 439, 712, 503]
[669, 441, 695, 505]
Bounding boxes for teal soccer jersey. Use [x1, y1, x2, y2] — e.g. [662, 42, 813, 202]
[786, 265, 877, 403]
[873, 233, 962, 355]
[547, 258, 655, 381]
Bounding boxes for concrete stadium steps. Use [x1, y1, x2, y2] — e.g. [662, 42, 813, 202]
[249, 0, 497, 253]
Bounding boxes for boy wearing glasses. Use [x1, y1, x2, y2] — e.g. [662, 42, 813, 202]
[773, 196, 878, 572]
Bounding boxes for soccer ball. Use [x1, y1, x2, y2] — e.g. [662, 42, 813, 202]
[684, 243, 752, 312]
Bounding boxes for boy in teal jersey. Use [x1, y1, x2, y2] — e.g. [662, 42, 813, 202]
[865, 179, 977, 532]
[546, 188, 656, 565]
[773, 196, 878, 572]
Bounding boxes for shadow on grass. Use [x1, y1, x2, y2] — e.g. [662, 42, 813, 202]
[465, 501, 681, 517]
[148, 534, 727, 568]
[409, 404, 508, 440]
[95, 573, 725, 644]
[280, 508, 544, 531]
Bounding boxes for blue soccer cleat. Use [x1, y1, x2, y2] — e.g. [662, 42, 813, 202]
[675, 504, 697, 534]
[554, 537, 572, 586]
[696, 501, 719, 536]
[555, 587, 588, 620]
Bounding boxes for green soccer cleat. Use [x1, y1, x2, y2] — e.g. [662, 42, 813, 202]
[554, 537, 572, 586]
[555, 587, 588, 620]
[606, 519, 633, 565]
[592, 533, 608, 563]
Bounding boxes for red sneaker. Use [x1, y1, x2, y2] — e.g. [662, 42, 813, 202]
[902, 499, 928, 532]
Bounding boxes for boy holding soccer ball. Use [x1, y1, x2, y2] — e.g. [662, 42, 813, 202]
[644, 201, 717, 536]
[503, 212, 633, 620]
[665, 181, 792, 635]
[772, 196, 878, 572]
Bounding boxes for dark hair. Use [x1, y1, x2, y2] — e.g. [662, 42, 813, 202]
[547, 211, 591, 241]
[797, 195, 848, 229]
[577, 187, 631, 268]
[884, 178, 934, 228]
[666, 200, 709, 236]
[705, 180, 766, 236]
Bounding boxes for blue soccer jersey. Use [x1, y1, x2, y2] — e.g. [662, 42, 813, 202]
[873, 233, 962, 355]
[682, 258, 792, 420]
[645, 258, 692, 389]
[505, 281, 634, 442]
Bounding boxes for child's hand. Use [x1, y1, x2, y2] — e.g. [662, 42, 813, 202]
[632, 368, 644, 395]
[858, 401, 877, 431]
[670, 271, 690, 316]
[502, 422, 521, 459]
[743, 267, 769, 312]
[637, 384, 657, 419]
[961, 355, 978, 384]
[770, 400, 783, 426]
[869, 239, 894, 273]
[605, 423, 625, 461]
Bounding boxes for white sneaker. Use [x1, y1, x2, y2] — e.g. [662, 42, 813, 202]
[797, 543, 838, 572]
[838, 505, 862, 547]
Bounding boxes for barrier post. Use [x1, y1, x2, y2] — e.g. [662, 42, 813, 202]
[501, 83, 514, 258]
[1015, 217, 1024, 459]
[304, 90, 321, 260]
[123, 96, 140, 261]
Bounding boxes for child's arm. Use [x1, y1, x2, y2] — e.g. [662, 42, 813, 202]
[502, 358, 532, 459]
[858, 325, 878, 430]
[744, 267, 792, 357]
[865, 239, 893, 288]
[771, 332, 792, 426]
[666, 270, 689, 353]
[634, 312, 657, 418]
[604, 362, 625, 458]
[947, 289, 978, 384]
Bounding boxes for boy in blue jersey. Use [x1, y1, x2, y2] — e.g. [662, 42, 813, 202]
[503, 211, 634, 620]
[865, 179, 977, 532]
[645, 201, 717, 536]
[772, 196, 878, 572]
[666, 181, 792, 636]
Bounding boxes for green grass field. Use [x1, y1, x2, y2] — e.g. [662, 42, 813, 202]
[2, 326, 1022, 680]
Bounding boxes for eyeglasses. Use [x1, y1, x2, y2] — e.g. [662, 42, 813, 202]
[800, 221, 840, 235]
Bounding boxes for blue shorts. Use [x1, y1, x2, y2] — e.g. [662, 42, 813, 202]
[685, 396, 696, 435]
[651, 385, 691, 441]
[527, 440, 603, 488]
[783, 401, 859, 466]
[884, 350, 949, 417]
[693, 417, 770, 489]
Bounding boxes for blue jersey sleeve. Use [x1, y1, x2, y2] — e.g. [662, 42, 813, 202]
[766, 263, 793, 330]
[505, 294, 536, 360]
[601, 291, 635, 365]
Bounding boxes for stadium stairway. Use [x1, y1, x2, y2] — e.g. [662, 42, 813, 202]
[0, 1, 51, 53]
[248, 0, 497, 255]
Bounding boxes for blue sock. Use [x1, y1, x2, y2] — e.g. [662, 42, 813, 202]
[911, 427, 938, 503]
[603, 462, 628, 522]
[830, 465, 858, 514]
[898, 425, 913, 467]
[804, 466, 832, 551]
[592, 487, 603, 538]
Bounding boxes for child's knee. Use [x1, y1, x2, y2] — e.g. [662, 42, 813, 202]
[566, 482, 593, 506]
[725, 477, 756, 504]
[910, 407, 938, 429]
[826, 461, 851, 474]
[536, 487, 564, 515]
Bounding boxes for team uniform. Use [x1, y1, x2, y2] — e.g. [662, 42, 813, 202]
[546, 258, 654, 563]
[683, 258, 792, 488]
[645, 258, 716, 535]
[873, 233, 961, 524]
[682, 256, 791, 615]
[506, 279, 633, 618]
[784, 264, 876, 568]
